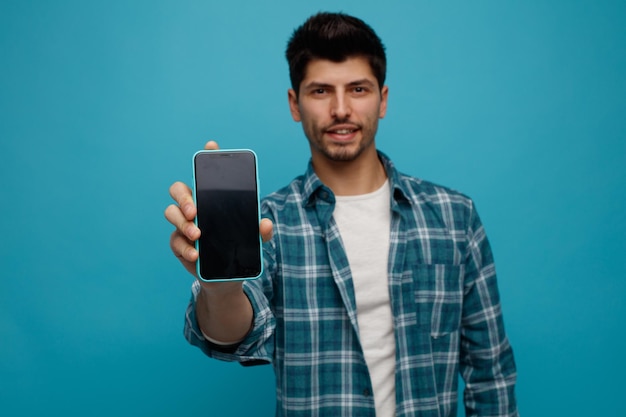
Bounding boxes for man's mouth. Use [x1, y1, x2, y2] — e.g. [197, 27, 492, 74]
[326, 124, 360, 140]
[330, 129, 356, 134]
[326, 128, 359, 143]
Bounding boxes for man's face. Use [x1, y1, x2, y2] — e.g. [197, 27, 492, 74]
[288, 57, 388, 163]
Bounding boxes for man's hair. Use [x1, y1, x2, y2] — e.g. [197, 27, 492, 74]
[286, 12, 387, 94]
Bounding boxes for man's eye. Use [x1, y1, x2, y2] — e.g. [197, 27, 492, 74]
[353, 87, 367, 93]
[314, 89, 326, 94]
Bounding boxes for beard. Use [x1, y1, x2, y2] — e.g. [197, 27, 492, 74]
[302, 117, 380, 162]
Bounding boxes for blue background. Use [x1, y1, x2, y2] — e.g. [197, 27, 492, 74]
[1, 1, 625, 416]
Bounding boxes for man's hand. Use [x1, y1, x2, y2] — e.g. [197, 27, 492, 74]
[164, 140, 273, 278]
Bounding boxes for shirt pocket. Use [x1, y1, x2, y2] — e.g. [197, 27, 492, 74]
[414, 264, 464, 337]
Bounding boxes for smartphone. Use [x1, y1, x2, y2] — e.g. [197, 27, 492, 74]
[192, 149, 263, 282]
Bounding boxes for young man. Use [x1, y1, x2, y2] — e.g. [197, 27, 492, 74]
[166, 12, 518, 417]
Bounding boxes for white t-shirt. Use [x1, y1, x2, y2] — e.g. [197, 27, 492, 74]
[333, 180, 395, 417]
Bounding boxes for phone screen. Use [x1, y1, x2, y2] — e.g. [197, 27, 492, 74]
[193, 150, 262, 281]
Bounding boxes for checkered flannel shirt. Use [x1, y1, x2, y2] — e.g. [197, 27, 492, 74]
[185, 151, 518, 417]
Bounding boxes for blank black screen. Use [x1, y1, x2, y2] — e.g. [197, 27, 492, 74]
[194, 151, 261, 280]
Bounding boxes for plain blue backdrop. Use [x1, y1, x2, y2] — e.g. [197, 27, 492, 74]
[1, 1, 625, 416]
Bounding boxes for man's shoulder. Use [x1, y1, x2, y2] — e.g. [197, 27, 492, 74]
[392, 171, 479, 236]
[380, 151, 472, 208]
[394, 170, 473, 209]
[261, 175, 307, 208]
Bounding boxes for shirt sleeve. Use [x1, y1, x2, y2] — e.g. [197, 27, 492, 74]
[183, 241, 277, 366]
[460, 201, 519, 416]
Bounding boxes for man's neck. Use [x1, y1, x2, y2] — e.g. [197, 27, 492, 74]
[311, 147, 387, 196]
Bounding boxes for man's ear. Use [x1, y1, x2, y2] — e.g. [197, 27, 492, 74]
[379, 85, 389, 119]
[288, 89, 301, 122]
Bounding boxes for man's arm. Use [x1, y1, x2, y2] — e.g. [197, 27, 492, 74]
[460, 202, 518, 416]
[195, 282, 253, 344]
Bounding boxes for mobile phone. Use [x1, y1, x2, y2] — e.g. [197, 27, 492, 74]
[192, 149, 263, 282]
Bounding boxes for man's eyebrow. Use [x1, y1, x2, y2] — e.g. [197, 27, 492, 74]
[346, 78, 376, 87]
[303, 79, 377, 89]
[303, 81, 334, 90]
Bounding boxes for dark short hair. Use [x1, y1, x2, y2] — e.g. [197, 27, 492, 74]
[286, 12, 387, 94]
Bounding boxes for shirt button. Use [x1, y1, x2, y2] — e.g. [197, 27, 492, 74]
[363, 388, 371, 397]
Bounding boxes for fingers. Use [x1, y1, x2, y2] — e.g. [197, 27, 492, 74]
[167, 141, 219, 279]
[166, 180, 199, 278]
[170, 231, 199, 277]
[165, 182, 199, 241]
[169, 181, 196, 221]
[170, 230, 198, 261]
[260, 218, 274, 243]
[164, 204, 200, 241]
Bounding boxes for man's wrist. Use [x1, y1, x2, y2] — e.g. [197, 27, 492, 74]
[198, 280, 245, 299]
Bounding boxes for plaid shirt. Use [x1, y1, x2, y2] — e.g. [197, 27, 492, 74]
[184, 152, 518, 417]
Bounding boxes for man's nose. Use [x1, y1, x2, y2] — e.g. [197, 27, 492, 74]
[330, 94, 351, 119]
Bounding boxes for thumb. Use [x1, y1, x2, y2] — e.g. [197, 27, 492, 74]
[260, 218, 273, 242]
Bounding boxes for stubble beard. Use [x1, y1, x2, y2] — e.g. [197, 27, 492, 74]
[303, 118, 379, 162]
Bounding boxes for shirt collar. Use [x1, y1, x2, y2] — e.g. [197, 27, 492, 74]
[300, 150, 412, 207]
